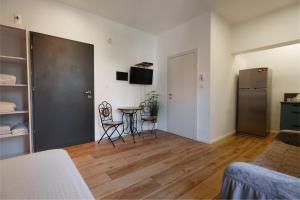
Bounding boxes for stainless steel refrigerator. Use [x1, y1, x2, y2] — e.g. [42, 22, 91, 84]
[237, 68, 272, 137]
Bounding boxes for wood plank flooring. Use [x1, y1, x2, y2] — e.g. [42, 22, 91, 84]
[65, 131, 274, 199]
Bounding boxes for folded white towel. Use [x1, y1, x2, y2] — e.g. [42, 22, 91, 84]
[11, 124, 28, 135]
[0, 74, 16, 85]
[12, 130, 27, 135]
[0, 102, 16, 113]
[0, 125, 11, 132]
[0, 130, 12, 135]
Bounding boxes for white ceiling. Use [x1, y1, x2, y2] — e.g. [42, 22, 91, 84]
[57, 0, 299, 35]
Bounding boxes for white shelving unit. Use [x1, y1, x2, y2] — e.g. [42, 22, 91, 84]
[0, 132, 28, 139]
[0, 55, 27, 63]
[0, 111, 30, 115]
[0, 84, 28, 87]
[0, 24, 32, 159]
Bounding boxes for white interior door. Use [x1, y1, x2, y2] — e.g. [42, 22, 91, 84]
[167, 51, 196, 140]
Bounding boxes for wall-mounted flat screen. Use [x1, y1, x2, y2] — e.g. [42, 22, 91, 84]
[130, 67, 153, 85]
[116, 71, 128, 81]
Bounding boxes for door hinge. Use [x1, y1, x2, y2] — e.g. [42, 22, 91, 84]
[32, 87, 35, 92]
[30, 45, 33, 50]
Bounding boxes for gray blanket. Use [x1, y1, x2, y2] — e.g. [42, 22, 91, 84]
[221, 131, 300, 199]
[221, 162, 300, 199]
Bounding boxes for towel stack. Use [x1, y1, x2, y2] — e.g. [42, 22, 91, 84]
[0, 101, 16, 113]
[0, 74, 17, 85]
[11, 124, 29, 135]
[0, 125, 11, 135]
[0, 124, 29, 136]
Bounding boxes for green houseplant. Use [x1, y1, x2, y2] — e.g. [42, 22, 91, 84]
[146, 91, 159, 117]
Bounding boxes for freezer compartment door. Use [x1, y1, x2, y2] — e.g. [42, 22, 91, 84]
[238, 88, 268, 136]
[239, 69, 252, 89]
[239, 68, 268, 89]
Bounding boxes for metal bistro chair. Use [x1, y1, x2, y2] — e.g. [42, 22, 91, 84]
[98, 101, 125, 147]
[140, 100, 158, 138]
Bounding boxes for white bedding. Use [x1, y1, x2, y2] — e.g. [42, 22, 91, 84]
[0, 149, 94, 199]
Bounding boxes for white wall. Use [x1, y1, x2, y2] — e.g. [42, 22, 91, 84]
[232, 3, 300, 54]
[157, 5, 300, 143]
[157, 12, 211, 143]
[157, 12, 235, 143]
[2, 0, 298, 149]
[210, 13, 235, 142]
[231, 3, 300, 134]
[235, 43, 300, 132]
[0, 0, 158, 141]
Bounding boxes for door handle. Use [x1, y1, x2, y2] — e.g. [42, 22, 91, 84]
[84, 90, 92, 95]
[84, 90, 93, 99]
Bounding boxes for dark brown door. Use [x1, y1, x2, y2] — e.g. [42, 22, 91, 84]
[31, 32, 94, 152]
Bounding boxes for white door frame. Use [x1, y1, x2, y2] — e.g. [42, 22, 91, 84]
[167, 49, 198, 140]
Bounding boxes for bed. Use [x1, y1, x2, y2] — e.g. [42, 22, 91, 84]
[221, 131, 300, 199]
[0, 149, 94, 199]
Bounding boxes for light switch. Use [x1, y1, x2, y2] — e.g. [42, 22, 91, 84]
[199, 74, 204, 81]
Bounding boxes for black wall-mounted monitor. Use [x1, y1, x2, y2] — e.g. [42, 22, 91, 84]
[116, 71, 128, 81]
[129, 67, 153, 85]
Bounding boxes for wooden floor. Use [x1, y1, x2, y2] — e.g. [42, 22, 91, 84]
[66, 131, 274, 199]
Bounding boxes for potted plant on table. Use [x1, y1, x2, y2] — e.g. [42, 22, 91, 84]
[146, 91, 159, 118]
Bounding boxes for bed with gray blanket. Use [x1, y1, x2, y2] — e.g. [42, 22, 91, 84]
[221, 131, 300, 199]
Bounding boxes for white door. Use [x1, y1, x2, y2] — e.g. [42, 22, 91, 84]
[167, 51, 196, 140]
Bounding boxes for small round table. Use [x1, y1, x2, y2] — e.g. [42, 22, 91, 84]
[118, 107, 142, 143]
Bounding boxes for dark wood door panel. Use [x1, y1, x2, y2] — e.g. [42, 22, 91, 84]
[31, 32, 94, 151]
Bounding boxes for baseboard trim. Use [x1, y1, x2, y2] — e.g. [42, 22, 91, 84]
[210, 130, 236, 144]
[270, 130, 280, 134]
[196, 138, 211, 144]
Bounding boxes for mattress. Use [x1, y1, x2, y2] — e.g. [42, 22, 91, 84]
[0, 149, 94, 199]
